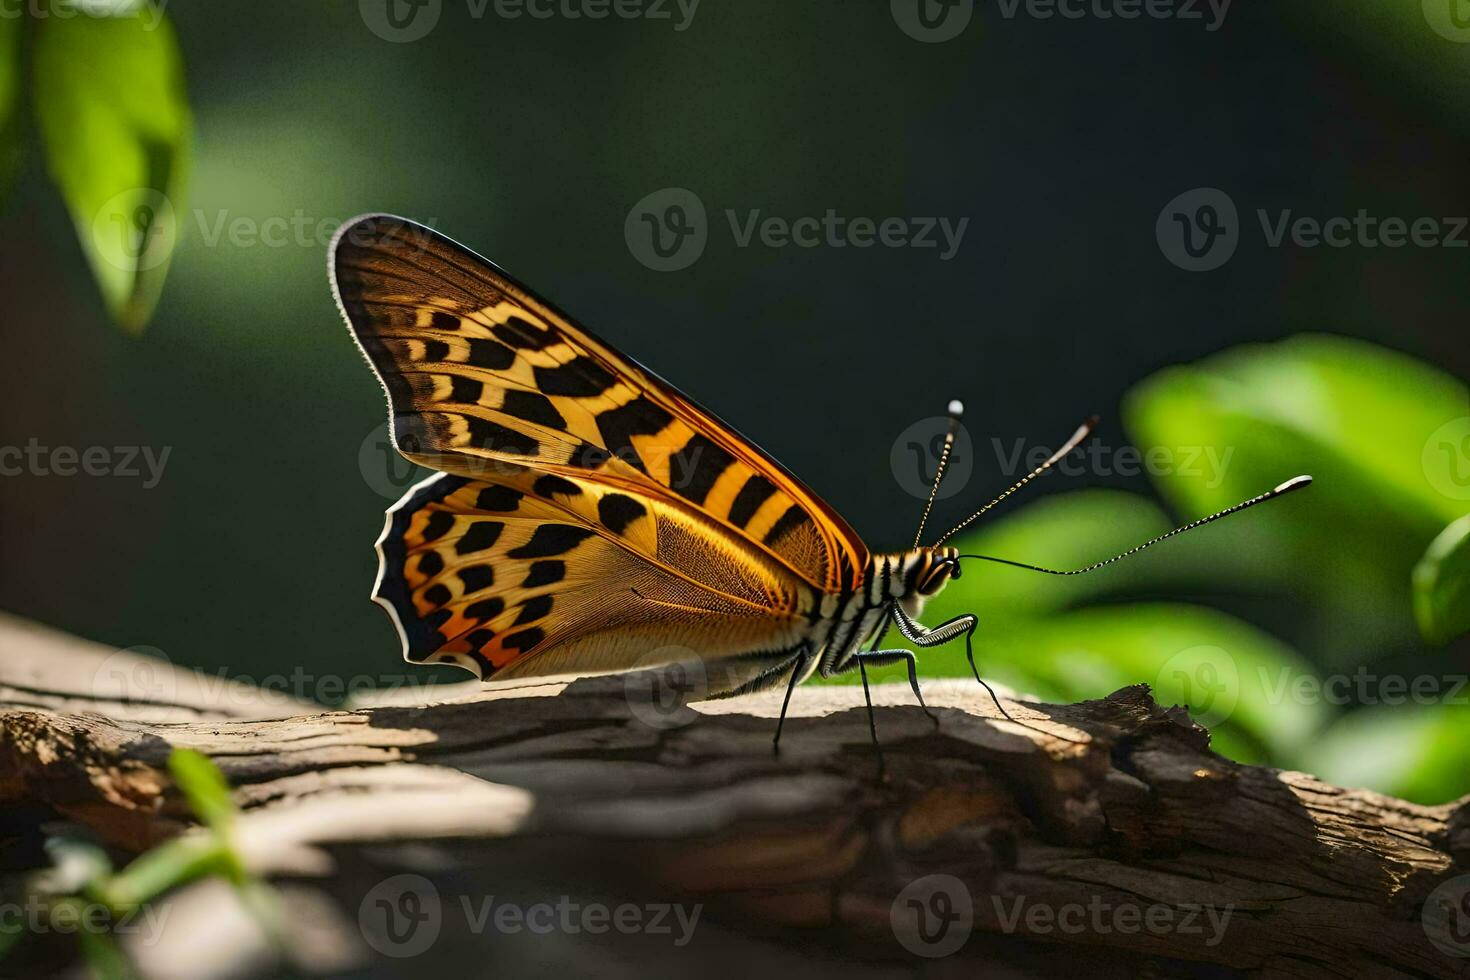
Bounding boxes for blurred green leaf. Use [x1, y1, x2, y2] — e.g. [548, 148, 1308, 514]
[167, 748, 235, 834]
[33, 4, 190, 332]
[1124, 334, 1468, 661]
[75, 921, 133, 980]
[1414, 514, 1470, 645]
[1288, 0, 1470, 135]
[1298, 702, 1470, 804]
[0, 14, 22, 205]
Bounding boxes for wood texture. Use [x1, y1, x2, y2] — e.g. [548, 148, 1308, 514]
[2, 614, 1467, 979]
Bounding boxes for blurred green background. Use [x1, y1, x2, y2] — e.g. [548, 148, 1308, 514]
[0, 1, 1466, 802]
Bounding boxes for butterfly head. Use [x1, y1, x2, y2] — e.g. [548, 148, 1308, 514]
[890, 546, 961, 620]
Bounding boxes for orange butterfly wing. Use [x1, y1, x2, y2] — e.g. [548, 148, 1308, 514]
[332, 215, 867, 685]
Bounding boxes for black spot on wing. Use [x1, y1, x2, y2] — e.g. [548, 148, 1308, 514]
[533, 473, 582, 498]
[475, 486, 523, 512]
[521, 560, 565, 587]
[669, 433, 734, 506]
[449, 375, 483, 404]
[429, 310, 460, 331]
[423, 583, 451, 608]
[464, 417, 538, 456]
[465, 596, 505, 621]
[533, 356, 616, 397]
[465, 337, 516, 370]
[416, 551, 445, 577]
[515, 594, 553, 625]
[421, 511, 455, 543]
[508, 524, 597, 558]
[501, 389, 566, 430]
[492, 315, 557, 350]
[594, 396, 672, 473]
[598, 493, 647, 535]
[423, 339, 450, 362]
[458, 564, 495, 592]
[456, 521, 503, 555]
[729, 474, 777, 527]
[502, 627, 545, 653]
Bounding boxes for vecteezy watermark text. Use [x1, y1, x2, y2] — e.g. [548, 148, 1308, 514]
[0, 440, 170, 488]
[992, 895, 1233, 945]
[994, 0, 1230, 31]
[359, 0, 699, 43]
[991, 437, 1233, 487]
[0, 896, 172, 945]
[625, 188, 968, 271]
[358, 875, 701, 957]
[1157, 187, 1468, 271]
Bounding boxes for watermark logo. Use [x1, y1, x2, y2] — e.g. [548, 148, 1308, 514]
[90, 645, 177, 704]
[91, 188, 177, 275]
[625, 187, 708, 272]
[624, 645, 708, 729]
[358, 878, 701, 954]
[360, 0, 442, 42]
[1423, 0, 1470, 42]
[890, 874, 973, 958]
[625, 187, 969, 271]
[359, 421, 431, 500]
[1423, 417, 1470, 501]
[890, 416, 974, 501]
[1156, 187, 1238, 272]
[1159, 188, 1468, 270]
[1423, 874, 1470, 958]
[891, 0, 973, 42]
[1154, 645, 1238, 728]
[359, 874, 443, 957]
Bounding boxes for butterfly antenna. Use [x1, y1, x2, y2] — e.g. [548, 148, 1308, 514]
[912, 400, 965, 549]
[931, 415, 1099, 547]
[958, 475, 1313, 575]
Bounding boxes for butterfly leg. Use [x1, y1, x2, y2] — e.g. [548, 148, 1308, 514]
[848, 649, 940, 728]
[892, 604, 1027, 728]
[772, 648, 815, 753]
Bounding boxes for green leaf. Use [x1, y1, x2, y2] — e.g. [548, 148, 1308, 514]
[167, 748, 235, 833]
[1413, 514, 1470, 645]
[74, 919, 133, 980]
[1123, 334, 1469, 660]
[1297, 703, 1470, 805]
[33, 4, 190, 333]
[0, 14, 22, 205]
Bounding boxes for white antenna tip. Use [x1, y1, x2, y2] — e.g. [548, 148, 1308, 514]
[1273, 475, 1313, 494]
[947, 399, 964, 418]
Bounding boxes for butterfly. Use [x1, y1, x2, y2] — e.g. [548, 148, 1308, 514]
[330, 213, 1312, 745]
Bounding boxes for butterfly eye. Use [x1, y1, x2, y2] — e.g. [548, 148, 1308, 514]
[918, 560, 955, 595]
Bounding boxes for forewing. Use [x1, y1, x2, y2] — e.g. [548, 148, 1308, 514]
[331, 213, 867, 594]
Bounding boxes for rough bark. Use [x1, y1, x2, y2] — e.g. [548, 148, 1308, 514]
[1, 613, 1467, 979]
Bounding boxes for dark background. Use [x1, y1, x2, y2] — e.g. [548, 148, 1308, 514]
[1, 0, 1466, 690]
